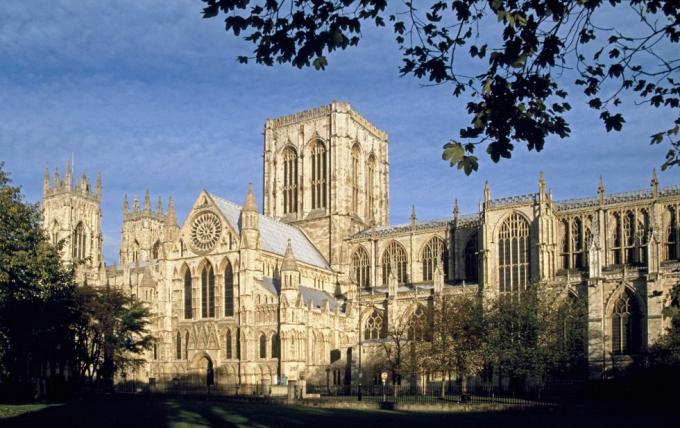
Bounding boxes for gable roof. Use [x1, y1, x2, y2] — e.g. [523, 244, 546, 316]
[208, 192, 330, 270]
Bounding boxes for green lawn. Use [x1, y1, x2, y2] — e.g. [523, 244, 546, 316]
[0, 395, 670, 428]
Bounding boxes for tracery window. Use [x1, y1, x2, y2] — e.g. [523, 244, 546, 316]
[72, 222, 86, 261]
[612, 211, 648, 265]
[185, 332, 189, 360]
[176, 332, 182, 360]
[422, 237, 446, 282]
[351, 246, 371, 288]
[259, 334, 267, 359]
[381, 241, 408, 285]
[665, 206, 679, 261]
[224, 261, 235, 317]
[498, 213, 530, 294]
[183, 268, 192, 319]
[282, 146, 298, 214]
[367, 155, 376, 221]
[464, 235, 478, 283]
[51, 220, 59, 245]
[351, 143, 360, 214]
[611, 290, 641, 355]
[310, 140, 327, 210]
[364, 310, 386, 340]
[226, 329, 232, 359]
[271, 333, 280, 358]
[407, 306, 428, 341]
[560, 218, 587, 270]
[201, 263, 215, 318]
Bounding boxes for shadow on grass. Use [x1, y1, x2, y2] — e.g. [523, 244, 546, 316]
[0, 394, 673, 428]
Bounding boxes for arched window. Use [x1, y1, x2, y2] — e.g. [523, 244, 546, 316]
[366, 154, 376, 221]
[422, 237, 446, 282]
[72, 222, 86, 261]
[201, 263, 215, 318]
[498, 213, 530, 294]
[152, 240, 161, 260]
[613, 211, 648, 265]
[282, 146, 298, 214]
[561, 218, 586, 270]
[364, 310, 386, 340]
[226, 329, 232, 359]
[407, 306, 428, 341]
[464, 236, 478, 282]
[611, 290, 642, 355]
[185, 332, 189, 360]
[51, 220, 60, 245]
[271, 333, 280, 358]
[132, 239, 140, 263]
[612, 213, 622, 264]
[183, 268, 192, 319]
[236, 328, 241, 359]
[381, 241, 408, 285]
[351, 143, 361, 214]
[624, 211, 636, 264]
[259, 334, 267, 359]
[665, 206, 678, 260]
[224, 261, 235, 317]
[351, 246, 370, 288]
[310, 140, 327, 209]
[176, 332, 182, 360]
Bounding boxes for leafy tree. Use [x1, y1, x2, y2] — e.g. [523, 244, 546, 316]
[484, 287, 587, 389]
[422, 293, 487, 398]
[74, 286, 154, 390]
[0, 163, 81, 399]
[647, 281, 680, 367]
[202, 1, 680, 173]
[380, 317, 417, 396]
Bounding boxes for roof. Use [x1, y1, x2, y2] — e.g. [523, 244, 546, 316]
[299, 286, 340, 311]
[209, 193, 330, 270]
[350, 217, 450, 239]
[554, 185, 680, 211]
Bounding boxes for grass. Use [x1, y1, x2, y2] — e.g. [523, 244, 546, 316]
[0, 394, 672, 428]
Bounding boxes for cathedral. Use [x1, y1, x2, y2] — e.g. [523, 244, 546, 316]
[41, 102, 680, 388]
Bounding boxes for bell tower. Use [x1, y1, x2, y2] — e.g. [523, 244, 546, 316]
[263, 101, 389, 268]
[42, 160, 103, 284]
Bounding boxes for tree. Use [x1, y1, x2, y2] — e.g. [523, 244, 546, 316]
[422, 293, 487, 398]
[380, 317, 418, 397]
[202, 1, 680, 174]
[484, 287, 587, 390]
[0, 162, 81, 399]
[647, 281, 680, 368]
[73, 286, 154, 390]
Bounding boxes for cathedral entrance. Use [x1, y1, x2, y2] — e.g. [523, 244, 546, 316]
[192, 354, 215, 387]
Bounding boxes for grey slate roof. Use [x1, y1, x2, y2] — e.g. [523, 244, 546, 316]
[259, 277, 341, 312]
[350, 217, 450, 239]
[209, 193, 330, 270]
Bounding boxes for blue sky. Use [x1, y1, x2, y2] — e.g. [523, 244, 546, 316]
[1, 0, 678, 264]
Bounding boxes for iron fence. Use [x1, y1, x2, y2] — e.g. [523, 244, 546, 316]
[115, 381, 274, 398]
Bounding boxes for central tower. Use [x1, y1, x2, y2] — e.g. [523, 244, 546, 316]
[263, 101, 389, 268]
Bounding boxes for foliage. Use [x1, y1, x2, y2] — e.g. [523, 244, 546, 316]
[484, 287, 587, 384]
[421, 293, 487, 396]
[74, 286, 154, 389]
[202, 0, 680, 173]
[647, 281, 680, 367]
[0, 162, 81, 395]
[380, 317, 416, 389]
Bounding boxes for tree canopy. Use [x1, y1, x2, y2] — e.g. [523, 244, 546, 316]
[202, 0, 680, 174]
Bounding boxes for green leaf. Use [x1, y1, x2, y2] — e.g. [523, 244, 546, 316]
[442, 141, 465, 165]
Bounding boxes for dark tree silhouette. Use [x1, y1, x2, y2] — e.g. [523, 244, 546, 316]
[202, 0, 680, 174]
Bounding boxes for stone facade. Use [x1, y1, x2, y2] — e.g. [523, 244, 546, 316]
[42, 102, 680, 387]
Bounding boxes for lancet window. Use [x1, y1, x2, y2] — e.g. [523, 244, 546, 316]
[224, 261, 235, 317]
[226, 329, 233, 359]
[310, 140, 327, 210]
[407, 306, 428, 341]
[611, 210, 648, 265]
[282, 146, 298, 214]
[611, 290, 642, 355]
[364, 310, 386, 340]
[201, 263, 215, 318]
[367, 155, 376, 221]
[351, 143, 360, 214]
[464, 235, 478, 282]
[665, 205, 679, 261]
[72, 222, 86, 261]
[259, 334, 267, 359]
[183, 268, 192, 319]
[422, 237, 446, 282]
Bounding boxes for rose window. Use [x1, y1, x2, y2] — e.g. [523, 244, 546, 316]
[190, 212, 222, 252]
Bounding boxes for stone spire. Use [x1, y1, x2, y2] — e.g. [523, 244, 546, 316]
[144, 190, 151, 213]
[80, 173, 88, 194]
[243, 183, 258, 212]
[452, 198, 459, 223]
[410, 205, 417, 227]
[597, 176, 605, 205]
[133, 194, 140, 212]
[166, 197, 178, 226]
[95, 172, 102, 201]
[483, 181, 491, 207]
[123, 194, 129, 215]
[64, 159, 72, 190]
[53, 168, 60, 191]
[651, 169, 659, 198]
[538, 170, 546, 197]
[281, 239, 298, 273]
[156, 196, 163, 215]
[43, 167, 50, 196]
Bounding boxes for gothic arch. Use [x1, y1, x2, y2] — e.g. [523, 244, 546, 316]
[381, 240, 408, 285]
[350, 245, 371, 288]
[280, 144, 299, 215]
[496, 211, 531, 294]
[420, 236, 447, 282]
[606, 286, 644, 355]
[307, 139, 328, 210]
[182, 264, 192, 320]
[198, 259, 216, 318]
